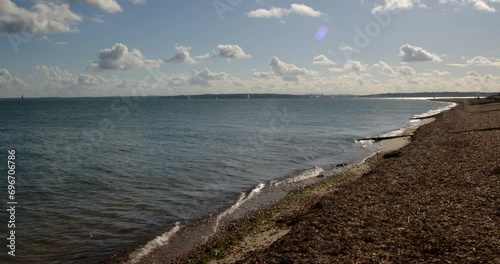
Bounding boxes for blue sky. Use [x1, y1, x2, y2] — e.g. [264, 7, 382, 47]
[0, 0, 499, 97]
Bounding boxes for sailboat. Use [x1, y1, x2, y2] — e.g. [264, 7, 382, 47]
[21, 94, 24, 100]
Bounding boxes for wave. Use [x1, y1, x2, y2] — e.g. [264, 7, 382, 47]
[379, 127, 408, 138]
[356, 102, 457, 148]
[273, 166, 324, 186]
[213, 183, 266, 233]
[123, 101, 458, 263]
[126, 222, 181, 264]
[412, 102, 457, 119]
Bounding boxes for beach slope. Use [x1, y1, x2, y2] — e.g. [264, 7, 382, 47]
[160, 98, 500, 264]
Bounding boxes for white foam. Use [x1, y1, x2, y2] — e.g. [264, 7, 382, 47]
[127, 222, 181, 264]
[274, 166, 324, 186]
[413, 102, 457, 119]
[355, 139, 374, 148]
[379, 127, 407, 138]
[213, 183, 265, 232]
[376, 102, 457, 140]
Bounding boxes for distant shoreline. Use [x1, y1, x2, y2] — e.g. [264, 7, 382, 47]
[0, 92, 497, 100]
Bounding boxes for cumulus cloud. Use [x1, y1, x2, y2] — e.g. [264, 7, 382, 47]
[373, 61, 397, 76]
[90, 43, 162, 70]
[473, 0, 497, 12]
[194, 53, 211, 60]
[36, 64, 124, 95]
[399, 44, 442, 62]
[77, 73, 116, 85]
[289, 3, 323, 16]
[330, 60, 368, 72]
[430, 70, 451, 76]
[0, 69, 29, 93]
[80, 0, 122, 13]
[372, 0, 426, 13]
[313, 55, 335, 66]
[0, 68, 11, 79]
[467, 56, 495, 65]
[466, 70, 481, 78]
[439, 0, 498, 12]
[398, 65, 417, 76]
[0, 0, 147, 34]
[0, 0, 82, 34]
[247, 3, 324, 19]
[269, 57, 317, 76]
[130, 0, 147, 4]
[448, 56, 500, 67]
[189, 67, 231, 86]
[165, 46, 196, 64]
[466, 56, 500, 66]
[215, 44, 251, 59]
[0, 68, 14, 88]
[36, 64, 76, 86]
[252, 71, 275, 79]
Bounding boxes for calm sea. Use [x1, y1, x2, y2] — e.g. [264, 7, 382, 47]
[0, 97, 450, 263]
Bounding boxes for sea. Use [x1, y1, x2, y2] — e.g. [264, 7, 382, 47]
[0, 97, 453, 263]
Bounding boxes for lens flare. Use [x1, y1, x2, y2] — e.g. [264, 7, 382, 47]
[315, 26, 328, 41]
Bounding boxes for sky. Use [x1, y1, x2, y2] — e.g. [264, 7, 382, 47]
[0, 0, 499, 98]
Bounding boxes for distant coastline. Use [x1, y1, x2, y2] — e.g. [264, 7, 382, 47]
[1, 92, 497, 100]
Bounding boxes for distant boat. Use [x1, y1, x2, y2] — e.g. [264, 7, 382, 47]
[21, 94, 24, 100]
[247, 94, 251, 99]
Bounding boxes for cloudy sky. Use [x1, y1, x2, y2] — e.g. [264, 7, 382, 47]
[0, 0, 499, 97]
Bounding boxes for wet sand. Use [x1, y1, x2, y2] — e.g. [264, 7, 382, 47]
[139, 98, 500, 263]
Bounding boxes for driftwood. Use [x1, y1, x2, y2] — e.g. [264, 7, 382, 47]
[356, 135, 412, 142]
[411, 114, 440, 120]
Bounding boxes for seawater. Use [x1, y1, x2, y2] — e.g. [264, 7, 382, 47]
[0, 98, 450, 263]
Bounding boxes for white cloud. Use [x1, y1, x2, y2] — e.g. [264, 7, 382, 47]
[430, 70, 451, 76]
[0, 68, 11, 79]
[448, 56, 500, 67]
[289, 3, 323, 17]
[247, 3, 324, 19]
[252, 71, 275, 78]
[398, 65, 417, 76]
[36, 65, 77, 86]
[0, 0, 82, 34]
[194, 53, 211, 60]
[466, 56, 500, 66]
[399, 44, 442, 62]
[189, 67, 231, 86]
[372, 0, 426, 13]
[130, 0, 147, 4]
[247, 7, 288, 18]
[165, 46, 196, 64]
[373, 61, 397, 76]
[467, 70, 481, 78]
[330, 60, 368, 72]
[81, 0, 122, 13]
[439, 0, 498, 12]
[215, 44, 251, 59]
[77, 74, 107, 85]
[89, 14, 104, 23]
[269, 57, 317, 76]
[90, 43, 163, 70]
[467, 56, 494, 64]
[473, 0, 496, 12]
[0, 68, 30, 94]
[339, 44, 356, 53]
[313, 55, 335, 66]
